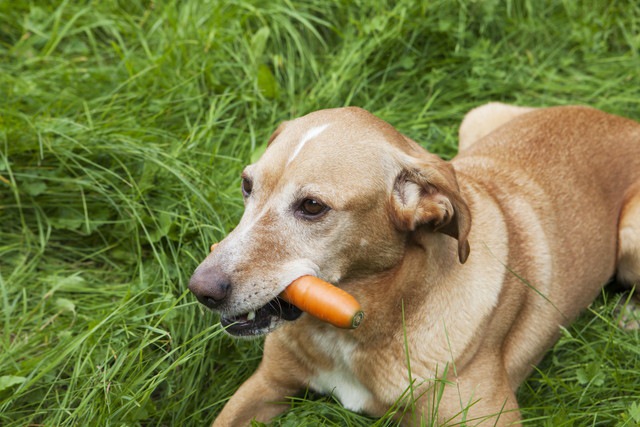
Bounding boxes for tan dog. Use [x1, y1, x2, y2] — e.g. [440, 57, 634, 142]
[189, 103, 640, 426]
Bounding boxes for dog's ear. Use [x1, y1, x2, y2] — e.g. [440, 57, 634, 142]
[389, 151, 471, 263]
[267, 121, 289, 147]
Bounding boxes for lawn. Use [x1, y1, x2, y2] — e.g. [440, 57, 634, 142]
[1, 0, 640, 425]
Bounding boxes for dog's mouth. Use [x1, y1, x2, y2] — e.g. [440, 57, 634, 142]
[220, 297, 303, 337]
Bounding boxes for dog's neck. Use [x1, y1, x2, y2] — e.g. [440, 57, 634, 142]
[344, 232, 463, 341]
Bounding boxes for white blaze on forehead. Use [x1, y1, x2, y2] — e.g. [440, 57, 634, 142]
[287, 124, 330, 165]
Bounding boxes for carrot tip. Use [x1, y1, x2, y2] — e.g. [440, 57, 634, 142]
[351, 311, 365, 329]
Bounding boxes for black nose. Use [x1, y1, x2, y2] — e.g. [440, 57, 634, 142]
[188, 265, 231, 310]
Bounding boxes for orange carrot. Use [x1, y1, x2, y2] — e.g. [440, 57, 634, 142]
[209, 243, 364, 329]
[280, 275, 364, 329]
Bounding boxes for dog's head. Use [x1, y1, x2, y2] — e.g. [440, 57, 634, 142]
[189, 107, 470, 336]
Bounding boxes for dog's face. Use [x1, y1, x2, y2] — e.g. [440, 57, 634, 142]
[189, 107, 470, 336]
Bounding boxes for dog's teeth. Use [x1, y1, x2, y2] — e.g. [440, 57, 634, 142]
[247, 311, 256, 321]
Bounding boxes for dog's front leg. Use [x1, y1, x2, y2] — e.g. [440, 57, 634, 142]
[211, 367, 296, 427]
[212, 334, 309, 427]
[401, 354, 521, 426]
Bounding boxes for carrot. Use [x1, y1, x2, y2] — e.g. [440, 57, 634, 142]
[280, 275, 364, 329]
[209, 243, 364, 329]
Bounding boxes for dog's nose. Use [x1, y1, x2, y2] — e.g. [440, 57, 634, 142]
[188, 265, 231, 309]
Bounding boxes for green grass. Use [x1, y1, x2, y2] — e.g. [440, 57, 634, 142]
[1, 0, 640, 425]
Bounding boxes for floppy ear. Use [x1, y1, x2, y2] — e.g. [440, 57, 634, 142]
[266, 121, 289, 146]
[389, 151, 471, 263]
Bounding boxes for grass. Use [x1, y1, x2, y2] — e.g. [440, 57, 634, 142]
[1, 0, 640, 425]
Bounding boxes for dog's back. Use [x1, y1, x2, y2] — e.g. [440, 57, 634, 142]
[453, 105, 640, 385]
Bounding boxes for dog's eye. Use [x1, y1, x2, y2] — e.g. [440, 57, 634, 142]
[241, 177, 253, 198]
[297, 198, 329, 219]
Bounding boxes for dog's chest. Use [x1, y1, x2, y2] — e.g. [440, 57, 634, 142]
[307, 330, 374, 412]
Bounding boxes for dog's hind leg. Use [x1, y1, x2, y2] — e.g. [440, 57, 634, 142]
[458, 103, 536, 151]
[617, 183, 640, 287]
[428, 353, 521, 427]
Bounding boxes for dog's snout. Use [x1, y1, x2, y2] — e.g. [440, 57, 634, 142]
[188, 265, 231, 309]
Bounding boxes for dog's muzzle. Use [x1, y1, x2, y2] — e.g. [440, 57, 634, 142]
[188, 264, 303, 336]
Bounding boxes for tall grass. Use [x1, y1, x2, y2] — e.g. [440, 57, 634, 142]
[1, 0, 639, 425]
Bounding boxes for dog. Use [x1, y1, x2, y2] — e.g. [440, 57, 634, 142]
[189, 103, 640, 426]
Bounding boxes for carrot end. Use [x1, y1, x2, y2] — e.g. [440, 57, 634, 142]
[350, 311, 365, 329]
